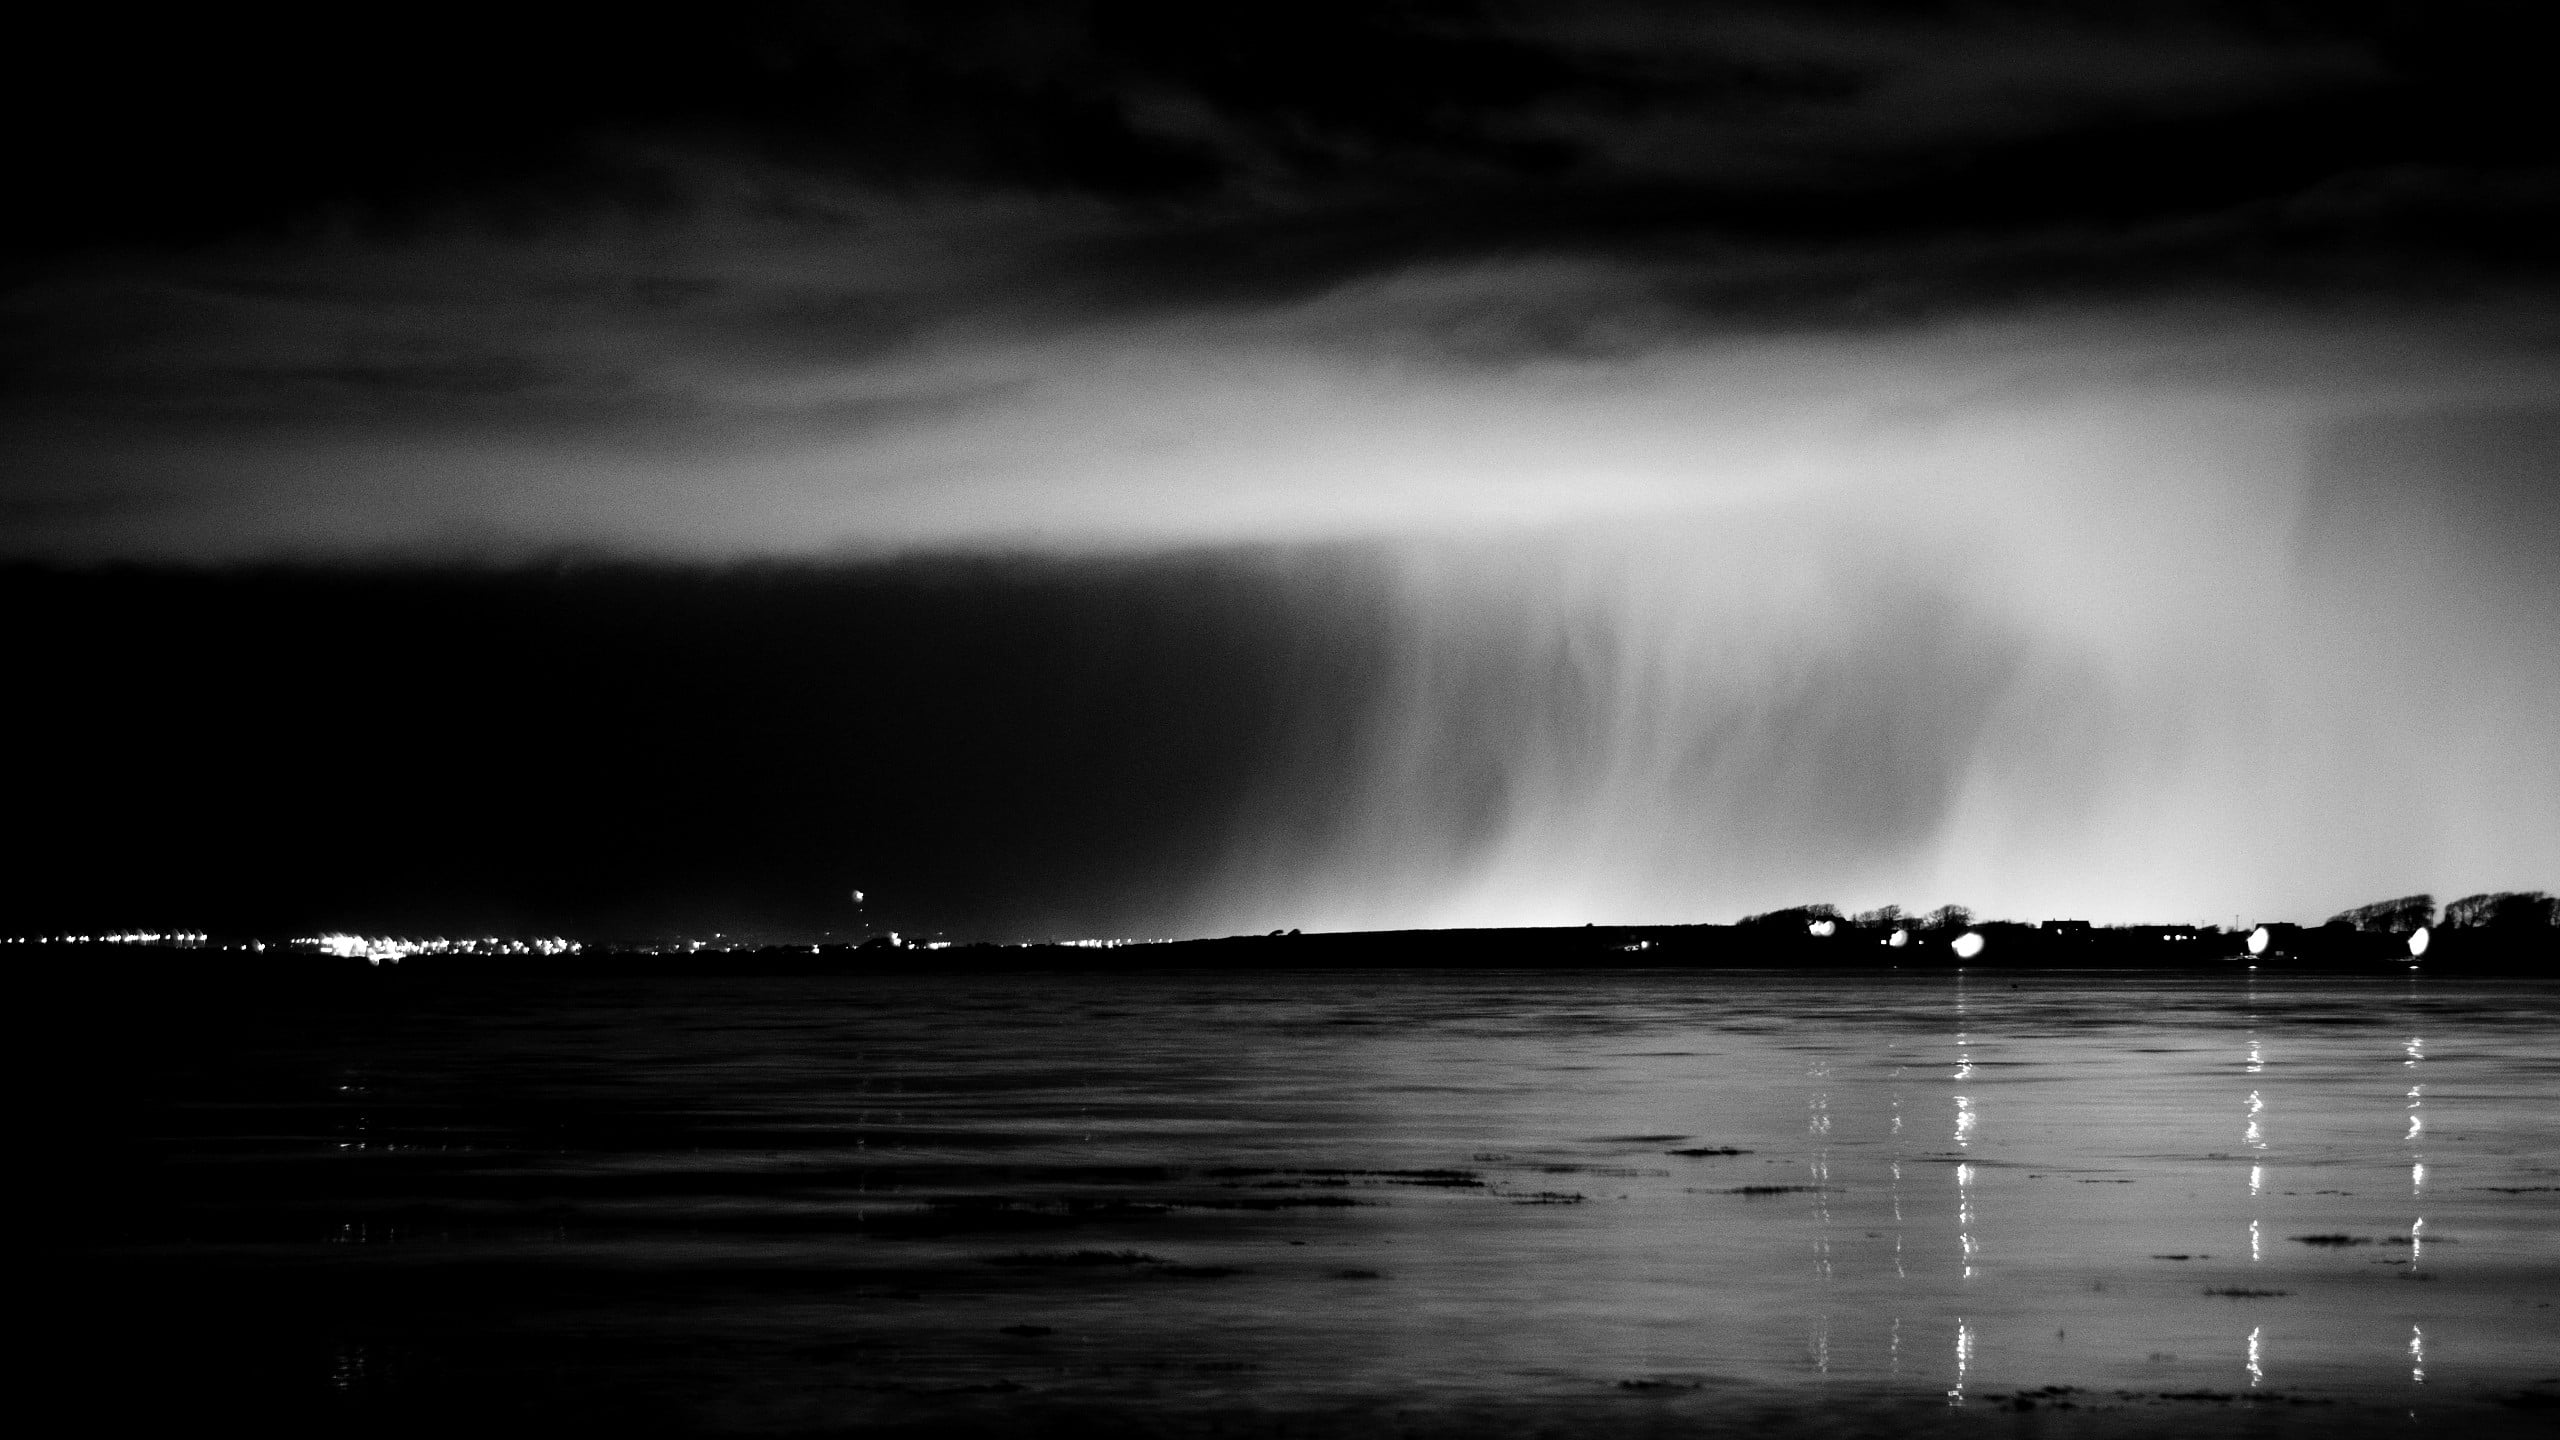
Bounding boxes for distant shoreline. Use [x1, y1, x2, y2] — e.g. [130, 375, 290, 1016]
[16, 920, 2551, 978]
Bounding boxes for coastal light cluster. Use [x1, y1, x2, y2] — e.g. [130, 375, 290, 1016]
[310, 934, 581, 965]
[4, 930, 211, 946]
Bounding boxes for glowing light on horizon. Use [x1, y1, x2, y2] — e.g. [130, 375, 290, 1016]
[1950, 931, 1985, 959]
[312, 933, 581, 964]
[2247, 925, 2271, 955]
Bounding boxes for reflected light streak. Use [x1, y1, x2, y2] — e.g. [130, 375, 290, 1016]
[2410, 1325, 2426, 1384]
[1891, 1158, 1905, 1273]
[1956, 1162, 1978, 1280]
[1949, 1320, 1972, 1405]
[2248, 1326, 2264, 1389]
[1809, 1071, 1834, 1279]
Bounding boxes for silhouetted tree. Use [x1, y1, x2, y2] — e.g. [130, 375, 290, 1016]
[1851, 905, 1902, 927]
[1920, 904, 1973, 932]
[2328, 894, 2434, 934]
[2443, 891, 2557, 930]
[1741, 903, 1842, 929]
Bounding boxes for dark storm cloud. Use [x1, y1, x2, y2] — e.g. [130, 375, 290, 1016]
[7, 4, 2548, 522]
[15, 3, 2553, 283]
[8, 4, 2555, 936]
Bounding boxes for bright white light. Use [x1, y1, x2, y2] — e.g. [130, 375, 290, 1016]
[1950, 931, 1986, 959]
[2247, 925, 2270, 955]
[1888, 929, 1909, 948]
[2407, 926, 2430, 957]
[1808, 919, 1836, 937]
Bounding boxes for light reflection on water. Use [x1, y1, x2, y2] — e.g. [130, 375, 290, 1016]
[100, 969, 2560, 1429]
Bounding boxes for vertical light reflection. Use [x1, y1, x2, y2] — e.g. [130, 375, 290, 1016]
[1953, 972, 1971, 1080]
[2410, 1325, 2425, 1384]
[1956, 1162, 1978, 1279]
[1809, 1061, 1833, 1279]
[1891, 1315, 1902, 1375]
[1891, 1159, 1906, 1278]
[2245, 976, 2267, 1262]
[2248, 1326, 2264, 1388]
[1954, 1095, 1976, 1148]
[2406, 1007, 2427, 1276]
[1949, 1320, 1972, 1405]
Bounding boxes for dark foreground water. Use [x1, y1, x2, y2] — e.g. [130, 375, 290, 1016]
[60, 969, 2560, 1436]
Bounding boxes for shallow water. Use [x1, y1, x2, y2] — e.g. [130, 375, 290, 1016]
[71, 968, 2560, 1434]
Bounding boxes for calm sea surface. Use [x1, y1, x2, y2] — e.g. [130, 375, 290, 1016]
[74, 969, 2560, 1435]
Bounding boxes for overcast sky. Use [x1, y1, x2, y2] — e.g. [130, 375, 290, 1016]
[8, 3, 2554, 937]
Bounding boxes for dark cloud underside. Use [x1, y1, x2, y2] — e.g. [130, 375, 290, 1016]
[7, 4, 2554, 936]
[14, 2, 2552, 290]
